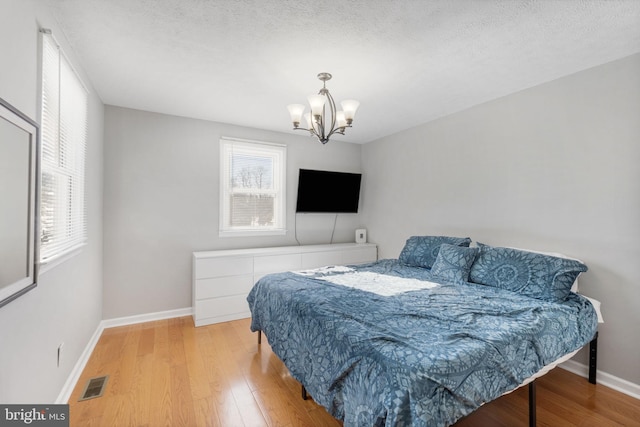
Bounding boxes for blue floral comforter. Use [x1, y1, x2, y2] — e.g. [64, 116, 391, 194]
[247, 259, 598, 426]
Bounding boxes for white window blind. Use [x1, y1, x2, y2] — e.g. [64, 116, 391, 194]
[40, 32, 88, 262]
[220, 138, 286, 236]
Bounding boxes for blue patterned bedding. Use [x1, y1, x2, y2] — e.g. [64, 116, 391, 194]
[247, 259, 598, 427]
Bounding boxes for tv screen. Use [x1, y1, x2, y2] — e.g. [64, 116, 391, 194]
[296, 169, 362, 213]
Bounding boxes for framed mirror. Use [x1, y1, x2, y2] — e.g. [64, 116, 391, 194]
[0, 97, 39, 308]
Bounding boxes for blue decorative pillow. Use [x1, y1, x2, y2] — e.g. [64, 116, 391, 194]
[431, 244, 479, 283]
[399, 236, 472, 269]
[468, 243, 588, 301]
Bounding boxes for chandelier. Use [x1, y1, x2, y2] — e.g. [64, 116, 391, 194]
[287, 73, 360, 145]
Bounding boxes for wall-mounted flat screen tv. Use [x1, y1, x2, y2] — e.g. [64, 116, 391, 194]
[296, 169, 362, 213]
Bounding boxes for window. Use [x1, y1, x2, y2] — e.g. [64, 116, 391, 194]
[40, 32, 88, 262]
[220, 138, 286, 236]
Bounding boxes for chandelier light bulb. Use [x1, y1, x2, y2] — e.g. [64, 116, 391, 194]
[307, 94, 327, 118]
[287, 104, 305, 128]
[340, 100, 360, 124]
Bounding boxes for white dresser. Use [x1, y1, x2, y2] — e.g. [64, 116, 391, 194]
[192, 243, 377, 327]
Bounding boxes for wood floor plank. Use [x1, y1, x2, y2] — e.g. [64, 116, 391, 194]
[182, 319, 214, 401]
[68, 317, 640, 427]
[207, 381, 246, 426]
[251, 382, 317, 427]
[128, 353, 153, 427]
[170, 363, 197, 427]
[147, 344, 173, 427]
[137, 325, 155, 357]
[99, 394, 136, 427]
[193, 397, 221, 427]
[192, 321, 262, 426]
[107, 326, 140, 396]
[167, 317, 188, 367]
[210, 321, 268, 426]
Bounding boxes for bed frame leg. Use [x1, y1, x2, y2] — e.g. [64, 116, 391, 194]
[529, 381, 536, 427]
[589, 331, 598, 384]
[302, 385, 307, 400]
[258, 330, 262, 345]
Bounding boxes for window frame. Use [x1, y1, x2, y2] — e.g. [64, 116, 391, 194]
[39, 31, 88, 264]
[219, 137, 287, 237]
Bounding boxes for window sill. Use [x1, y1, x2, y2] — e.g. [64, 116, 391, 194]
[219, 229, 287, 238]
[38, 243, 87, 275]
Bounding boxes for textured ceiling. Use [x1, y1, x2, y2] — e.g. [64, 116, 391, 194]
[44, 0, 640, 143]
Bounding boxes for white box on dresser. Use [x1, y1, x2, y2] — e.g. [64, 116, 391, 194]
[192, 243, 377, 327]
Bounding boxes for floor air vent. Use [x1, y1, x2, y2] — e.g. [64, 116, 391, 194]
[78, 375, 109, 401]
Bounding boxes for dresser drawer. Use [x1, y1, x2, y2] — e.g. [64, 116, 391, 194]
[195, 274, 254, 299]
[254, 253, 301, 275]
[195, 256, 253, 279]
[195, 294, 250, 320]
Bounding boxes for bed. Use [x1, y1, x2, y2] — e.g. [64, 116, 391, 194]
[247, 237, 601, 426]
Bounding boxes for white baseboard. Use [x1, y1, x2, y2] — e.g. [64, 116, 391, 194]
[101, 307, 193, 329]
[55, 307, 193, 404]
[55, 322, 104, 404]
[560, 360, 640, 400]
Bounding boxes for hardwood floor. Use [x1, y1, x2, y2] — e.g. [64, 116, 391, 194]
[69, 317, 640, 426]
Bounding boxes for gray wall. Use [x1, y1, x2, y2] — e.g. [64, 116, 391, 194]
[103, 106, 364, 319]
[3, 0, 637, 402]
[0, 0, 104, 403]
[362, 53, 640, 384]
